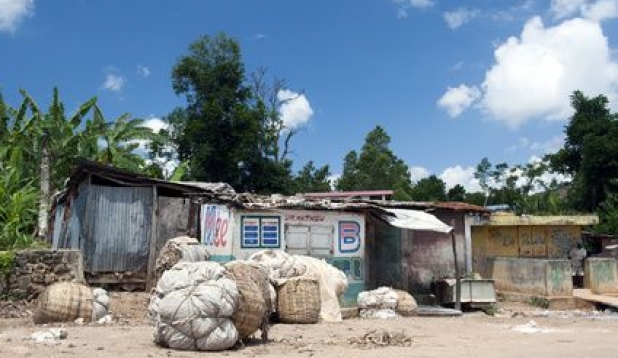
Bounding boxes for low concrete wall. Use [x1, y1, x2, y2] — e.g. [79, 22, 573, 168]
[490, 257, 572, 297]
[7, 250, 84, 300]
[585, 258, 618, 294]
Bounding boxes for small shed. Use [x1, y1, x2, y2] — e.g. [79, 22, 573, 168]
[361, 200, 488, 296]
[50, 161, 234, 289]
[472, 213, 599, 297]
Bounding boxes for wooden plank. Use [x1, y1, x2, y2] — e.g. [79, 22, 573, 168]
[146, 185, 159, 291]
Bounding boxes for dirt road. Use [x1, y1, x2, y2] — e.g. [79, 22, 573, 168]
[1, 312, 617, 358]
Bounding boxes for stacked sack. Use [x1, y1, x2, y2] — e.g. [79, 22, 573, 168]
[148, 262, 239, 351]
[357, 287, 417, 319]
[33, 282, 110, 324]
[154, 236, 211, 285]
[223, 261, 273, 340]
[248, 250, 348, 323]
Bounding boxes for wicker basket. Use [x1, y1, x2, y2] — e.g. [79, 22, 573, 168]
[393, 289, 417, 316]
[276, 277, 320, 324]
[33, 282, 93, 324]
[224, 263, 270, 339]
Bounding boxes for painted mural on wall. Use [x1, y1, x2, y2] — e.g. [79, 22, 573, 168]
[200, 205, 233, 257]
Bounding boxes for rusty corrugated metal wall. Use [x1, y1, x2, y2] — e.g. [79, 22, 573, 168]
[81, 185, 153, 273]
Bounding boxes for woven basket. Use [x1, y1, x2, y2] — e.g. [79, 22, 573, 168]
[33, 282, 93, 324]
[393, 289, 417, 316]
[276, 277, 320, 324]
[224, 263, 270, 339]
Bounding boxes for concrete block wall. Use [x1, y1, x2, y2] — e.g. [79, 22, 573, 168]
[490, 257, 572, 297]
[585, 258, 618, 294]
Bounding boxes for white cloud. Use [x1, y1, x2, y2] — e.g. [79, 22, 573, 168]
[410, 0, 433, 8]
[390, 0, 433, 18]
[142, 117, 168, 133]
[582, 0, 618, 21]
[443, 8, 480, 29]
[441, 16, 618, 127]
[439, 165, 483, 192]
[101, 73, 126, 92]
[437, 84, 481, 117]
[277, 89, 314, 129]
[409, 166, 430, 183]
[0, 0, 34, 33]
[551, 0, 589, 19]
[529, 135, 565, 154]
[551, 0, 618, 21]
[136, 64, 151, 77]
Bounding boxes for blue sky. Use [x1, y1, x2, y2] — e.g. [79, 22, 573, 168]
[1, 0, 618, 191]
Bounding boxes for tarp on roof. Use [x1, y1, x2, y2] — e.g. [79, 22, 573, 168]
[382, 208, 453, 234]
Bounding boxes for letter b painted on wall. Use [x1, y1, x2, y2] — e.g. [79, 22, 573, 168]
[338, 221, 361, 254]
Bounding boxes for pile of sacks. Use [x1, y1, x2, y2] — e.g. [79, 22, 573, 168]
[33, 282, 110, 324]
[248, 250, 348, 322]
[148, 261, 274, 351]
[358, 287, 417, 319]
[154, 236, 211, 284]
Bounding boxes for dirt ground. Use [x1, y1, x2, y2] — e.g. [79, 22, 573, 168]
[1, 293, 617, 358]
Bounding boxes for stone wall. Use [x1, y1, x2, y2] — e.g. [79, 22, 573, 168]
[7, 250, 84, 300]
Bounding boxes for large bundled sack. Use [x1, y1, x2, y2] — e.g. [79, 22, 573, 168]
[276, 276, 320, 324]
[149, 262, 239, 351]
[296, 256, 348, 322]
[358, 287, 416, 319]
[33, 282, 94, 324]
[154, 236, 210, 284]
[223, 261, 273, 340]
[247, 250, 306, 280]
[91, 287, 110, 321]
[393, 289, 417, 316]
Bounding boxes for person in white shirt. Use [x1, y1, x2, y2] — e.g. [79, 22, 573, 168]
[569, 243, 587, 288]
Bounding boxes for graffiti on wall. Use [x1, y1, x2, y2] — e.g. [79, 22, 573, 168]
[201, 205, 230, 247]
[338, 221, 361, 254]
[519, 229, 546, 257]
[548, 227, 576, 258]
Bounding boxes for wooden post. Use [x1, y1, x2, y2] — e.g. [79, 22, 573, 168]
[451, 219, 462, 311]
[146, 185, 159, 291]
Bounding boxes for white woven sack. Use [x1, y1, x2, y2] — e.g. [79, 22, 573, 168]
[149, 262, 240, 351]
[357, 287, 398, 310]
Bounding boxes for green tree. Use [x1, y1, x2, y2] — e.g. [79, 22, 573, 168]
[412, 175, 446, 201]
[549, 91, 618, 211]
[447, 184, 466, 202]
[336, 126, 413, 200]
[167, 33, 294, 194]
[293, 161, 332, 193]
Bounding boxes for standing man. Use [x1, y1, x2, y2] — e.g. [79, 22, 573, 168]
[569, 243, 587, 288]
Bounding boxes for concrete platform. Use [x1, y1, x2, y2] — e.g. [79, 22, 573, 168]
[573, 289, 618, 308]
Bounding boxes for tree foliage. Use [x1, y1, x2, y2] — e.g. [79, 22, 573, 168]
[336, 126, 413, 200]
[166, 33, 300, 194]
[292, 161, 331, 194]
[412, 175, 446, 201]
[549, 91, 618, 211]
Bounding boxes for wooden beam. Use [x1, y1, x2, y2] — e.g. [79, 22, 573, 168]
[451, 220, 462, 311]
[146, 185, 159, 291]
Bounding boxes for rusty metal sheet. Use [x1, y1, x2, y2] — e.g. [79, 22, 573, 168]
[82, 185, 153, 272]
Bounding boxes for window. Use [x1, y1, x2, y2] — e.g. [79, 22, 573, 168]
[241, 216, 281, 248]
